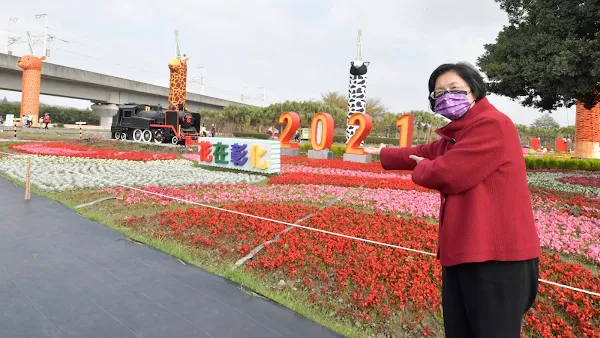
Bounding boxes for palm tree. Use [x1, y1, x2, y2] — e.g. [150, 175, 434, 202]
[320, 92, 347, 110]
[320, 91, 388, 120]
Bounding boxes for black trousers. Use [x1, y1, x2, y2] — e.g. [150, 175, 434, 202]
[442, 258, 539, 338]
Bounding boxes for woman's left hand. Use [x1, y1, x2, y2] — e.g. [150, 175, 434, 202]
[409, 155, 424, 163]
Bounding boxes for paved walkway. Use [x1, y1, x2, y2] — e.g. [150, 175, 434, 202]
[0, 178, 343, 338]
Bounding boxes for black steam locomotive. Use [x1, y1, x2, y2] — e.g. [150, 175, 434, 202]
[111, 103, 202, 146]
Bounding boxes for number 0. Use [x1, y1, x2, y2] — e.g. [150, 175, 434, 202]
[396, 114, 414, 148]
[278, 112, 300, 149]
[310, 112, 334, 151]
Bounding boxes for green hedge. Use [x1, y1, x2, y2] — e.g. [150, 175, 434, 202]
[0, 102, 99, 125]
[232, 132, 271, 140]
[524, 157, 600, 171]
[332, 135, 398, 145]
[298, 143, 346, 158]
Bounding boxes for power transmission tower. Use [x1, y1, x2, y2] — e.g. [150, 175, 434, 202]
[190, 66, 205, 94]
[34, 14, 49, 57]
[256, 86, 266, 107]
[241, 85, 252, 101]
[6, 17, 19, 55]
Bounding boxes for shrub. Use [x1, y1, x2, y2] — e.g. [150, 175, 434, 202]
[332, 135, 398, 145]
[232, 132, 271, 140]
[524, 157, 600, 171]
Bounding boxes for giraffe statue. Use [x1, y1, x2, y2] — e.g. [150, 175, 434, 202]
[168, 53, 190, 109]
[574, 101, 600, 158]
[17, 55, 46, 127]
[345, 29, 370, 145]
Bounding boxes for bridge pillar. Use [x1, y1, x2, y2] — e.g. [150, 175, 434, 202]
[91, 103, 118, 127]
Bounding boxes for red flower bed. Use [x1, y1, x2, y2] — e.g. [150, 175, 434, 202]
[528, 252, 600, 337]
[268, 173, 431, 191]
[282, 155, 412, 175]
[558, 176, 600, 188]
[249, 206, 441, 333]
[122, 203, 317, 260]
[122, 203, 600, 336]
[8, 142, 177, 161]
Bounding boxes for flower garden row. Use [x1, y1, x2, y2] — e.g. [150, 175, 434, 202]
[122, 201, 600, 337]
[1, 142, 599, 336]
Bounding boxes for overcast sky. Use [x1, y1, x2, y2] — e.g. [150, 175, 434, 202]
[0, 0, 575, 126]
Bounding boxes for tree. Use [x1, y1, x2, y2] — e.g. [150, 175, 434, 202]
[477, 0, 600, 157]
[514, 124, 529, 141]
[320, 91, 388, 120]
[530, 114, 560, 130]
[320, 92, 346, 111]
[529, 114, 562, 146]
[477, 0, 600, 111]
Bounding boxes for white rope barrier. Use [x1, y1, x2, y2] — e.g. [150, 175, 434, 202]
[0, 151, 599, 298]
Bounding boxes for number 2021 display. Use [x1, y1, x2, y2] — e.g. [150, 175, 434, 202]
[278, 111, 415, 155]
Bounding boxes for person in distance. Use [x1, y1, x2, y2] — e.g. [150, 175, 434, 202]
[365, 62, 541, 338]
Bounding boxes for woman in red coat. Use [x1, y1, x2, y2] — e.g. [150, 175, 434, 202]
[365, 63, 541, 338]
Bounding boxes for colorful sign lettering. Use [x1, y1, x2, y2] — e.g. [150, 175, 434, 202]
[310, 112, 334, 151]
[278, 111, 415, 156]
[345, 113, 373, 155]
[278, 112, 301, 149]
[396, 114, 414, 148]
[197, 137, 280, 174]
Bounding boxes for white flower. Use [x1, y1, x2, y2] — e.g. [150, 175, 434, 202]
[0, 155, 267, 191]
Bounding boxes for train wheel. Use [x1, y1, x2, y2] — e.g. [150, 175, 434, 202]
[142, 130, 153, 143]
[114, 132, 121, 140]
[153, 130, 165, 144]
[171, 136, 179, 145]
[133, 129, 143, 142]
[120, 132, 127, 140]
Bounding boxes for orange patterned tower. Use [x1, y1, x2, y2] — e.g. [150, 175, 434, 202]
[17, 55, 46, 127]
[168, 54, 190, 108]
[574, 102, 600, 158]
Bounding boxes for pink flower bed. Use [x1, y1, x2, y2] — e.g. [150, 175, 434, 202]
[280, 164, 411, 179]
[531, 195, 600, 263]
[182, 153, 199, 161]
[10, 142, 177, 161]
[104, 184, 440, 218]
[182, 153, 412, 180]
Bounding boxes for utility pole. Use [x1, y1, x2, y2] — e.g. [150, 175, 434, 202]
[241, 85, 252, 101]
[7, 17, 18, 55]
[190, 67, 205, 95]
[34, 14, 48, 57]
[257, 86, 266, 107]
[198, 66, 205, 95]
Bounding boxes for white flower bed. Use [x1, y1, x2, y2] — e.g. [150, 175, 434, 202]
[0, 155, 266, 191]
[527, 171, 600, 195]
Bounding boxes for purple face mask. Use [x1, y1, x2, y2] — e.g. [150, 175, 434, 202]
[434, 91, 471, 120]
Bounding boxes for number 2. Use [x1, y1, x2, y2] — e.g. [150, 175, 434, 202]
[345, 113, 373, 155]
[396, 114, 414, 148]
[278, 112, 300, 149]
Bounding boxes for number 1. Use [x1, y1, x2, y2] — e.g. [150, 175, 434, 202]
[396, 114, 414, 148]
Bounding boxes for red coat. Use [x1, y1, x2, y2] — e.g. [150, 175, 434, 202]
[380, 98, 541, 267]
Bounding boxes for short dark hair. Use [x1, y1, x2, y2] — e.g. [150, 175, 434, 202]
[427, 62, 487, 111]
